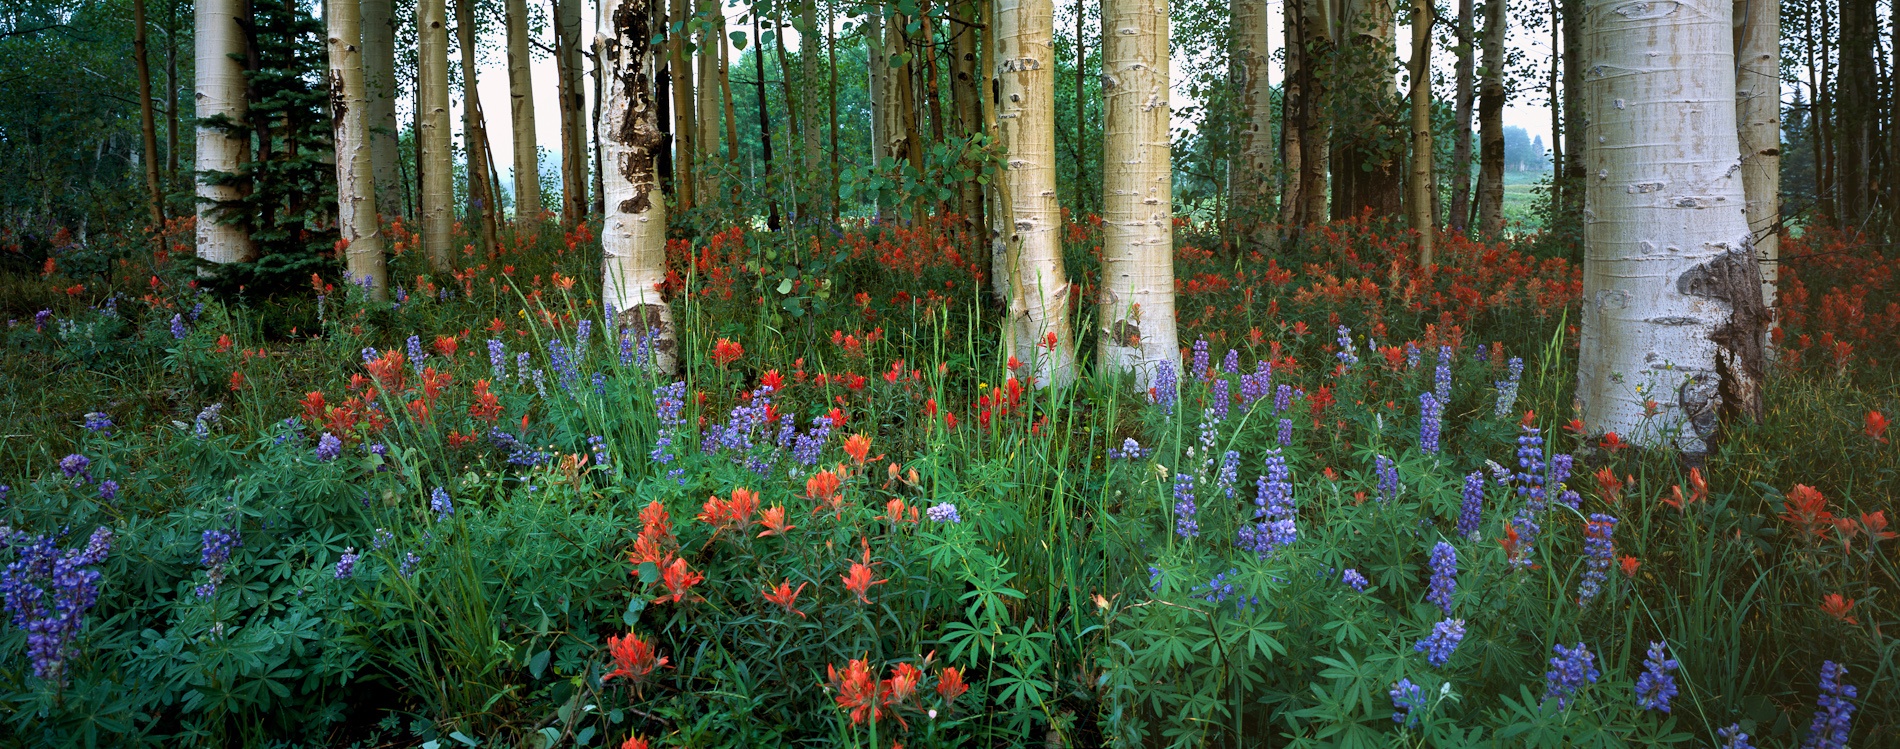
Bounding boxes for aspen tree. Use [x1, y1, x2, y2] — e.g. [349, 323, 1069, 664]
[193, 0, 255, 264]
[1733, 0, 1778, 310]
[1405, 0, 1433, 266]
[1446, 0, 1475, 233]
[996, 0, 1076, 387]
[1232, 0, 1273, 244]
[506, 0, 542, 219]
[418, 0, 455, 270]
[554, 0, 590, 225]
[362, 0, 402, 208]
[1576, 0, 1770, 452]
[696, 0, 724, 191]
[1474, 0, 1504, 235]
[600, 0, 678, 373]
[327, 0, 391, 300]
[1098, 0, 1177, 387]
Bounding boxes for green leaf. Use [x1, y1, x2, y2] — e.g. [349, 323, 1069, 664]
[729, 30, 748, 49]
[449, 732, 481, 747]
[623, 594, 648, 626]
[776, 278, 794, 295]
[529, 649, 551, 678]
[637, 561, 660, 584]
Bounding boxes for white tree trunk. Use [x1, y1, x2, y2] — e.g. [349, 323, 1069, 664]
[996, 0, 1076, 387]
[1098, 0, 1177, 387]
[328, 0, 391, 301]
[1406, 0, 1434, 266]
[697, 0, 724, 179]
[600, 0, 678, 374]
[361, 0, 401, 209]
[1734, 0, 1778, 314]
[554, 0, 590, 225]
[418, 0, 455, 271]
[194, 0, 254, 264]
[1231, 0, 1273, 241]
[1577, 0, 1769, 453]
[506, 0, 542, 220]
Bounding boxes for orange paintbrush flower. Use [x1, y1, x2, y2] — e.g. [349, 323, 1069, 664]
[842, 542, 887, 604]
[936, 666, 968, 705]
[603, 632, 668, 685]
[827, 658, 884, 725]
[620, 736, 650, 749]
[1867, 410, 1889, 443]
[757, 505, 796, 537]
[761, 580, 808, 618]
[653, 558, 705, 604]
[884, 662, 923, 705]
[1821, 593, 1858, 624]
[843, 433, 873, 465]
[1618, 556, 1641, 577]
[1780, 484, 1837, 541]
[712, 337, 745, 366]
[1594, 467, 1623, 505]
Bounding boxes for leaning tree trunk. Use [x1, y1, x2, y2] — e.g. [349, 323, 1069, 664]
[456, 0, 501, 247]
[600, 0, 677, 373]
[1231, 0, 1274, 247]
[1277, 0, 1304, 227]
[554, 0, 590, 226]
[134, 0, 164, 230]
[1098, 0, 1178, 387]
[1446, 0, 1475, 233]
[951, 0, 985, 226]
[418, 0, 454, 271]
[1405, 0, 1434, 267]
[194, 0, 254, 264]
[362, 0, 401, 211]
[696, 0, 724, 193]
[996, 0, 1077, 387]
[667, 0, 695, 211]
[1474, 0, 1505, 235]
[327, 0, 391, 300]
[1576, 0, 1769, 454]
[1734, 0, 1777, 314]
[506, 0, 542, 220]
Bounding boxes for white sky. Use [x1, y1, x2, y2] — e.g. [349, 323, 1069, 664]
[440, 0, 1560, 192]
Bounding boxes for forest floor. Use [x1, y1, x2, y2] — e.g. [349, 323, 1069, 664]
[0, 214, 1893, 748]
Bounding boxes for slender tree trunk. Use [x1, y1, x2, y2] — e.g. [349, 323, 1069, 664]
[1232, 0, 1273, 244]
[554, 0, 590, 225]
[456, 0, 500, 249]
[668, 0, 696, 210]
[997, 0, 1077, 387]
[133, 0, 164, 230]
[801, 0, 825, 193]
[194, 0, 254, 264]
[328, 0, 390, 300]
[505, 0, 542, 220]
[752, 12, 782, 230]
[697, 0, 724, 194]
[1297, 0, 1331, 226]
[1474, 0, 1505, 235]
[591, 40, 608, 215]
[983, 0, 1012, 305]
[828, 4, 841, 221]
[1330, 0, 1401, 221]
[599, 0, 677, 373]
[361, 0, 400, 211]
[721, 20, 740, 184]
[1446, 0, 1475, 233]
[1836, 0, 1875, 225]
[1813, 0, 1833, 219]
[1406, 0, 1433, 267]
[1734, 0, 1777, 312]
[418, 0, 454, 270]
[1099, 0, 1177, 386]
[868, 9, 891, 219]
[951, 0, 985, 225]
[1577, 0, 1767, 452]
[1559, 0, 1584, 220]
[166, 0, 180, 192]
[1278, 0, 1305, 226]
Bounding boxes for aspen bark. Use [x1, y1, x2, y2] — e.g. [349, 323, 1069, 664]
[362, 0, 401, 209]
[328, 0, 390, 300]
[1446, 0, 1475, 233]
[1297, 0, 1331, 226]
[868, 10, 889, 174]
[996, 0, 1076, 387]
[1474, 0, 1504, 235]
[668, 0, 696, 210]
[697, 0, 724, 188]
[600, 0, 678, 373]
[1232, 0, 1274, 242]
[951, 0, 985, 225]
[1277, 0, 1305, 226]
[457, 0, 501, 247]
[799, 0, 824, 180]
[506, 0, 542, 220]
[194, 0, 254, 264]
[1576, 0, 1768, 453]
[418, 0, 454, 270]
[134, 0, 164, 229]
[1405, 0, 1433, 267]
[554, 0, 590, 225]
[1733, 0, 1777, 312]
[1099, 0, 1177, 387]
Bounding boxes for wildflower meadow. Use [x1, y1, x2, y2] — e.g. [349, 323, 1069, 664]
[1, 213, 1893, 748]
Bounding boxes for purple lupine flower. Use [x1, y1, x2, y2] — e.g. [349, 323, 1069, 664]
[1390, 678, 1425, 727]
[1457, 472, 1485, 537]
[1549, 453, 1574, 492]
[315, 433, 343, 462]
[373, 528, 394, 550]
[1635, 641, 1679, 712]
[592, 372, 608, 395]
[400, 551, 421, 577]
[1426, 542, 1457, 615]
[59, 454, 92, 484]
[791, 415, 833, 466]
[1274, 383, 1294, 414]
[197, 528, 238, 597]
[1147, 565, 1164, 593]
[430, 487, 454, 522]
[547, 340, 577, 391]
[394, 286, 408, 304]
[1277, 418, 1293, 447]
[1434, 345, 1453, 405]
[1494, 357, 1524, 417]
[1151, 361, 1178, 415]
[1217, 450, 1240, 499]
[1239, 360, 1272, 404]
[1515, 426, 1547, 504]
[1221, 348, 1239, 374]
[1375, 455, 1399, 503]
[35, 309, 53, 330]
[1, 527, 113, 681]
[1542, 642, 1599, 710]
[487, 339, 507, 379]
[774, 414, 799, 450]
[1239, 451, 1297, 558]
[1191, 338, 1211, 381]
[334, 548, 359, 579]
[1719, 724, 1753, 749]
[1405, 342, 1421, 370]
[575, 319, 592, 352]
[189, 301, 205, 321]
[1109, 438, 1152, 460]
[1418, 392, 1443, 454]
[192, 403, 223, 439]
[1335, 326, 1359, 367]
[516, 351, 532, 382]
[618, 330, 636, 366]
[1414, 618, 1465, 667]
[361, 347, 380, 365]
[170, 314, 188, 339]
[1343, 568, 1369, 591]
[1804, 661, 1857, 749]
[97, 480, 119, 502]
[1210, 379, 1231, 423]
[654, 381, 688, 427]
[1578, 513, 1617, 606]
[406, 335, 426, 374]
[83, 412, 113, 433]
[927, 503, 961, 523]
[1172, 472, 1199, 539]
[1196, 568, 1239, 605]
[588, 435, 610, 467]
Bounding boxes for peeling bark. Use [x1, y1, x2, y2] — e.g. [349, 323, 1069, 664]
[600, 0, 676, 374]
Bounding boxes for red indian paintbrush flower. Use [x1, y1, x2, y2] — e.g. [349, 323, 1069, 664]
[936, 666, 968, 706]
[712, 338, 744, 366]
[828, 657, 884, 725]
[653, 558, 705, 604]
[842, 541, 887, 604]
[619, 736, 650, 749]
[1780, 484, 1837, 541]
[1868, 410, 1890, 443]
[761, 580, 808, 618]
[603, 632, 668, 685]
[757, 505, 796, 537]
[843, 434, 873, 465]
[1821, 593, 1858, 624]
